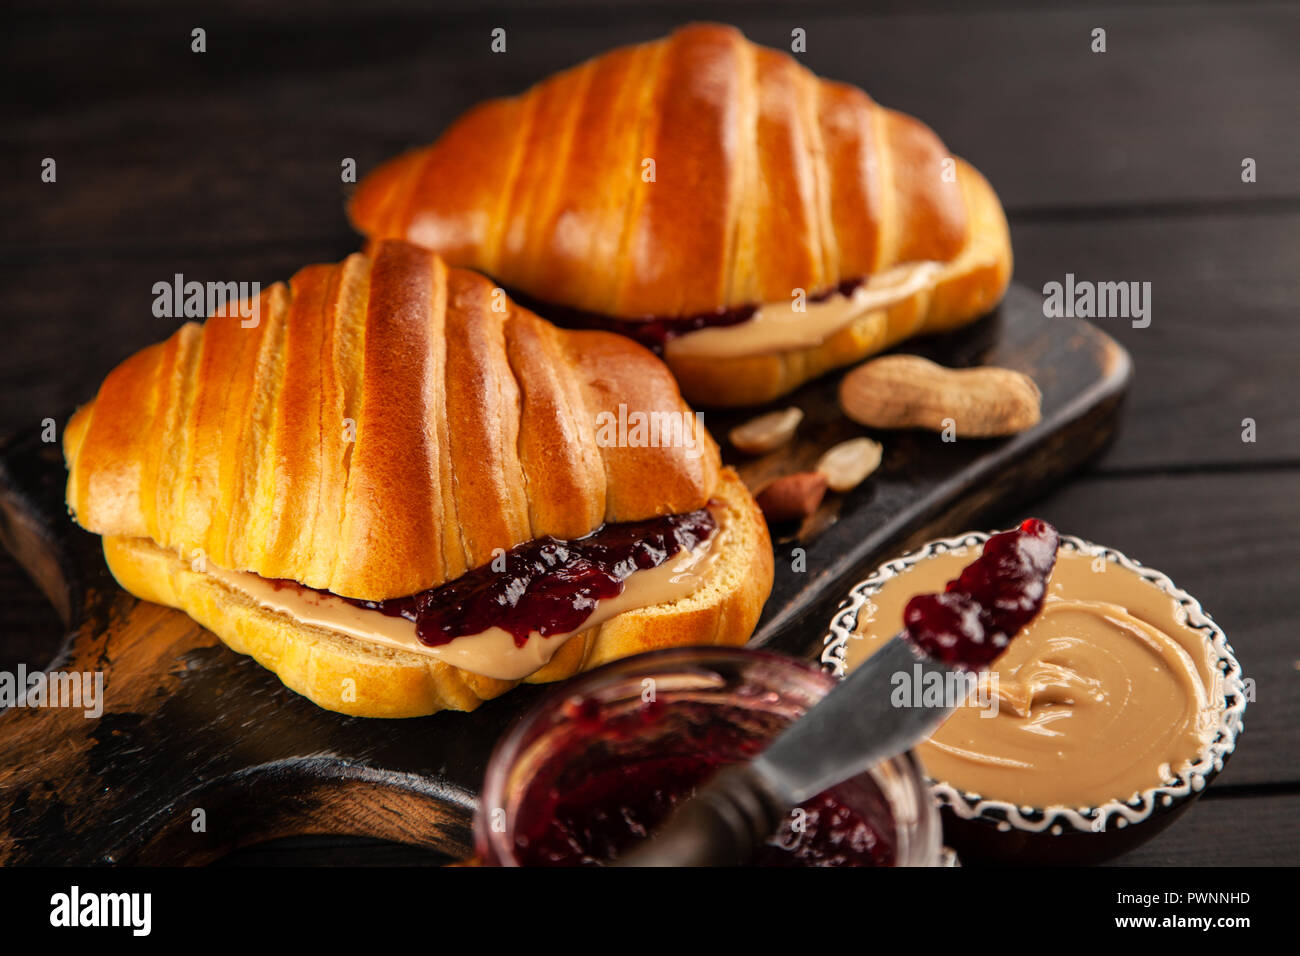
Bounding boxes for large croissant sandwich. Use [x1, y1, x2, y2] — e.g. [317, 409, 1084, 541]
[63, 240, 773, 717]
[350, 23, 1012, 407]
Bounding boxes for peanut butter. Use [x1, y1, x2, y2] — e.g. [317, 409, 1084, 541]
[846, 546, 1223, 807]
[204, 506, 728, 682]
[664, 262, 943, 360]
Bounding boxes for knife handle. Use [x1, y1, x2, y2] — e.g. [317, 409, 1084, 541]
[614, 763, 789, 867]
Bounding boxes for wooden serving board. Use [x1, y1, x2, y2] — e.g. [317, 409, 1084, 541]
[0, 283, 1130, 865]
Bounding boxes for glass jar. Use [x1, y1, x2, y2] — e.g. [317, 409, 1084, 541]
[476, 646, 942, 866]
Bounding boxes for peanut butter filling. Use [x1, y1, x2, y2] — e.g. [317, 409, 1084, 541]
[846, 547, 1223, 808]
[204, 505, 729, 682]
[663, 262, 943, 360]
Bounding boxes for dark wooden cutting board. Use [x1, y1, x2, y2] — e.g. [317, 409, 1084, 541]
[0, 283, 1130, 865]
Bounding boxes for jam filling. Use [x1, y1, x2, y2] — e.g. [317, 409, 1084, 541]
[903, 518, 1060, 668]
[507, 278, 867, 353]
[511, 700, 895, 867]
[338, 507, 717, 648]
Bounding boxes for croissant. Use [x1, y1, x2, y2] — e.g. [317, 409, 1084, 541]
[350, 23, 1012, 406]
[64, 239, 773, 716]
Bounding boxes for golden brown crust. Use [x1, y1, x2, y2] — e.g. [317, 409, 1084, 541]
[667, 159, 1012, 406]
[349, 23, 977, 320]
[64, 240, 720, 601]
[100, 469, 771, 718]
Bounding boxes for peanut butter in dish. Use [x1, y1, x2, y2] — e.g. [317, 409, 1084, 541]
[847, 546, 1224, 808]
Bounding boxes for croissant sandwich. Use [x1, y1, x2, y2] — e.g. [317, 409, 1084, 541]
[63, 240, 773, 717]
[350, 23, 1012, 407]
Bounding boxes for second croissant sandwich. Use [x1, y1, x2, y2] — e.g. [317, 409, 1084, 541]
[63, 240, 773, 717]
[350, 23, 1012, 406]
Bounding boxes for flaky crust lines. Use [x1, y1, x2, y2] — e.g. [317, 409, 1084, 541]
[666, 158, 1012, 406]
[63, 241, 720, 601]
[348, 22, 977, 322]
[100, 469, 772, 717]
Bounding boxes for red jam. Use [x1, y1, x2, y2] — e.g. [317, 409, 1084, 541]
[903, 518, 1060, 668]
[510, 701, 895, 867]
[509, 278, 866, 353]
[345, 508, 716, 647]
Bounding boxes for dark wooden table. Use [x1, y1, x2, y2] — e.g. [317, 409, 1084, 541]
[2, 0, 1296, 866]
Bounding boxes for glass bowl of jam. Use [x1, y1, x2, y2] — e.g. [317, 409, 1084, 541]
[475, 647, 942, 866]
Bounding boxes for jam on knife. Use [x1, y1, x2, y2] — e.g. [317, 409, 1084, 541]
[903, 518, 1060, 668]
